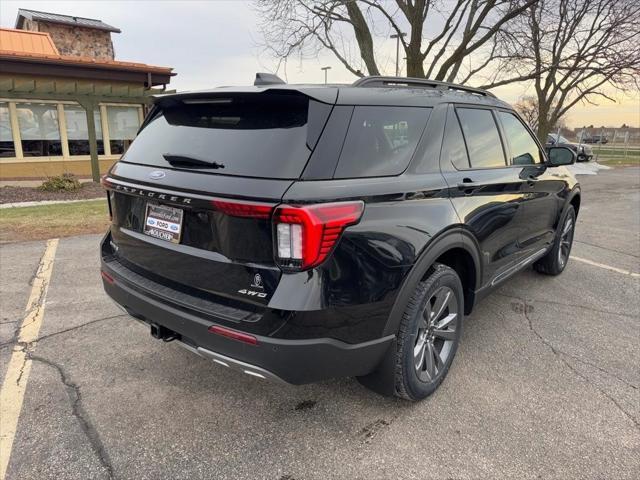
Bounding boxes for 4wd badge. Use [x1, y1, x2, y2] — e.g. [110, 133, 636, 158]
[239, 273, 267, 298]
[237, 289, 267, 298]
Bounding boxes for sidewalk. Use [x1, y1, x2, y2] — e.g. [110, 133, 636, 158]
[0, 198, 105, 209]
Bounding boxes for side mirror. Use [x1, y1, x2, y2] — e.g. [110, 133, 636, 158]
[547, 146, 576, 167]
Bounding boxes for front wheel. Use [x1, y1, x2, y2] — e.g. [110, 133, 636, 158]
[393, 264, 464, 401]
[534, 205, 576, 275]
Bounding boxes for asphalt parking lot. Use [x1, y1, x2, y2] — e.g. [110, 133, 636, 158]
[1, 168, 639, 480]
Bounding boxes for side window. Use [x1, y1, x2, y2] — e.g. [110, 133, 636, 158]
[334, 106, 430, 178]
[456, 108, 506, 169]
[441, 108, 470, 169]
[498, 112, 542, 165]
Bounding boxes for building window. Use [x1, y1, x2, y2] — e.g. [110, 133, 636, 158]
[0, 103, 15, 158]
[106, 106, 140, 154]
[64, 105, 104, 155]
[16, 102, 63, 157]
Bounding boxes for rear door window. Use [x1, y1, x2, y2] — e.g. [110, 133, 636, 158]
[334, 106, 430, 178]
[497, 111, 542, 165]
[456, 108, 506, 169]
[442, 108, 470, 170]
[121, 92, 330, 179]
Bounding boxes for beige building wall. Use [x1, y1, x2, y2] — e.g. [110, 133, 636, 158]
[0, 158, 117, 180]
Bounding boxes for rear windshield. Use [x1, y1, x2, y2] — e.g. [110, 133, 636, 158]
[334, 106, 431, 178]
[121, 92, 330, 179]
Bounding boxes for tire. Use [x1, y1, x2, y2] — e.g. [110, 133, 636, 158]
[534, 205, 576, 276]
[392, 264, 464, 401]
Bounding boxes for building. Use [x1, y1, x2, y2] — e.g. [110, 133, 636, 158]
[0, 9, 175, 181]
[15, 8, 120, 60]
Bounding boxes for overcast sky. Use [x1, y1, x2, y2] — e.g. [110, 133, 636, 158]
[1, 0, 638, 128]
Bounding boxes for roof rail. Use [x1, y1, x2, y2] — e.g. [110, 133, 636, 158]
[352, 76, 496, 98]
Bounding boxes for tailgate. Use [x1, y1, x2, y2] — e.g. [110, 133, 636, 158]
[105, 163, 293, 306]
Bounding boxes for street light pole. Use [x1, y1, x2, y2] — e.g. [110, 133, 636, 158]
[390, 32, 407, 76]
[321, 66, 332, 84]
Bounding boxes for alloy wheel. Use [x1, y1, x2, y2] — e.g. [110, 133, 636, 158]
[558, 215, 574, 268]
[414, 286, 458, 382]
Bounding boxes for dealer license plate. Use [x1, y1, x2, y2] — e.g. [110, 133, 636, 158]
[143, 203, 184, 244]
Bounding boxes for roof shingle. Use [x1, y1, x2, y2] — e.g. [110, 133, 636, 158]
[15, 8, 121, 33]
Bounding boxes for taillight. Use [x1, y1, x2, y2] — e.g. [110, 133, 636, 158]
[100, 176, 113, 220]
[211, 199, 273, 219]
[273, 201, 364, 270]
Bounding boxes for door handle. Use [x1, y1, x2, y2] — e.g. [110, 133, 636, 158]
[457, 178, 481, 189]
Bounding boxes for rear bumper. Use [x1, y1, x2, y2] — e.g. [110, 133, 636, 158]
[101, 251, 394, 385]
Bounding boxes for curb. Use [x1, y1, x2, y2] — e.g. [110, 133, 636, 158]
[0, 198, 105, 209]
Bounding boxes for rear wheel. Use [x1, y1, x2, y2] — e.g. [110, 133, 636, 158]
[534, 205, 576, 275]
[393, 264, 464, 401]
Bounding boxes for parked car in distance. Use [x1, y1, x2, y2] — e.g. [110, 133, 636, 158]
[100, 75, 581, 401]
[582, 134, 608, 144]
[547, 133, 593, 162]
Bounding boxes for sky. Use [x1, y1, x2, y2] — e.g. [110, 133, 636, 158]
[1, 0, 638, 128]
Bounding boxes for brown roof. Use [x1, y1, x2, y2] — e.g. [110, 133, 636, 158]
[15, 8, 121, 33]
[0, 28, 59, 56]
[0, 28, 174, 78]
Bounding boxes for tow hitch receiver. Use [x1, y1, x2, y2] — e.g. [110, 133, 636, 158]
[150, 323, 176, 341]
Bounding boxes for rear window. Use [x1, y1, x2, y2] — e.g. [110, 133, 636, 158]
[121, 93, 330, 179]
[442, 109, 470, 170]
[456, 108, 506, 169]
[334, 106, 430, 178]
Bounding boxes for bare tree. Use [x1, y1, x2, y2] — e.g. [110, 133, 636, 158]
[514, 96, 540, 131]
[496, 0, 640, 140]
[255, 0, 538, 82]
[514, 95, 566, 135]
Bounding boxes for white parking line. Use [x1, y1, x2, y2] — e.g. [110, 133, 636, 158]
[0, 238, 58, 480]
[571, 255, 640, 278]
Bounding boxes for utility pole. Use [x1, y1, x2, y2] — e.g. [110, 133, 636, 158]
[321, 66, 331, 84]
[390, 32, 407, 76]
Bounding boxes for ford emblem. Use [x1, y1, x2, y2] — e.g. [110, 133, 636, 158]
[149, 170, 166, 180]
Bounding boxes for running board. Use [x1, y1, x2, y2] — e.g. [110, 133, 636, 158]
[490, 248, 548, 287]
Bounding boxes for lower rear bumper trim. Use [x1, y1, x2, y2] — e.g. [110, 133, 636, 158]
[196, 347, 289, 384]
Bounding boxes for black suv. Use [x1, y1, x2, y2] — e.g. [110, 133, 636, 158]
[100, 75, 580, 401]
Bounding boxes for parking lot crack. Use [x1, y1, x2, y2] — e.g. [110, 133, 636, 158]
[13, 344, 28, 386]
[574, 240, 640, 259]
[0, 314, 126, 351]
[27, 353, 116, 480]
[557, 351, 638, 391]
[7, 251, 53, 348]
[495, 292, 637, 319]
[512, 296, 640, 430]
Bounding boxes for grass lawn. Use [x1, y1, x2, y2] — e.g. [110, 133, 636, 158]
[594, 147, 640, 157]
[0, 199, 110, 243]
[596, 155, 640, 167]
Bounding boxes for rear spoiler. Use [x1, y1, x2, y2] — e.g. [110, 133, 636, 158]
[152, 86, 338, 108]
